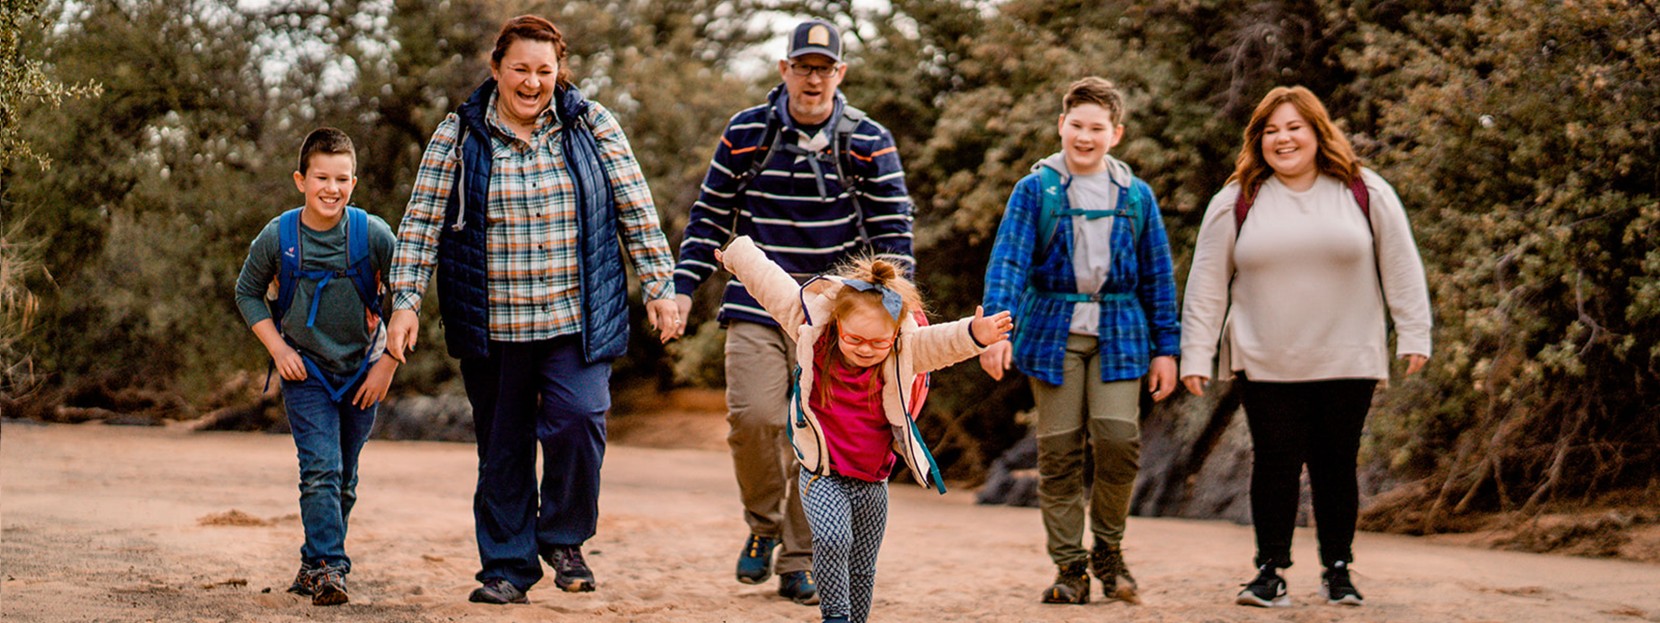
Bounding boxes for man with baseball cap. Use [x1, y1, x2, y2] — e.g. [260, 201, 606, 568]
[667, 17, 916, 606]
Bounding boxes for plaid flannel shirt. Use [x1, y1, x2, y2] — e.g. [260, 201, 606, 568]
[389, 93, 675, 342]
[982, 172, 1180, 385]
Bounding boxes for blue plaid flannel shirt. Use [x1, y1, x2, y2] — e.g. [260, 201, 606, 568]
[981, 172, 1180, 385]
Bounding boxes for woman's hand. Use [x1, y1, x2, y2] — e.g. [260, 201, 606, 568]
[1402, 353, 1428, 375]
[1181, 374, 1209, 397]
[386, 309, 420, 363]
[646, 298, 682, 343]
[1147, 356, 1176, 402]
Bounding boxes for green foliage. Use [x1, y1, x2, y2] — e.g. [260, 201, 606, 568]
[1352, 0, 1660, 521]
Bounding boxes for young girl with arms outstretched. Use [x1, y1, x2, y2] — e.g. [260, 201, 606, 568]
[716, 236, 1012, 623]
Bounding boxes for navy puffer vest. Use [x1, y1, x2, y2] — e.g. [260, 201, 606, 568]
[436, 79, 628, 363]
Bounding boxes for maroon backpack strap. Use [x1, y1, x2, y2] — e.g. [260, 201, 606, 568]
[1232, 183, 1255, 232]
[1348, 173, 1371, 222]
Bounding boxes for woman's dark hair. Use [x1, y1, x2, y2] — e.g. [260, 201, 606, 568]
[491, 15, 572, 88]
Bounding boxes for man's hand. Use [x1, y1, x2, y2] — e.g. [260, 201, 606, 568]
[1181, 375, 1209, 397]
[386, 309, 419, 363]
[979, 339, 1013, 381]
[353, 357, 398, 409]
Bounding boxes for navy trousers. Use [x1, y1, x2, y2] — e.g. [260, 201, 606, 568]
[460, 336, 611, 590]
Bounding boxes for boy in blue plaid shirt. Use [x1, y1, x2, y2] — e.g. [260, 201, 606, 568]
[980, 77, 1180, 605]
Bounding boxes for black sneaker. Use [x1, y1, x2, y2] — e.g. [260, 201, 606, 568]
[310, 561, 348, 606]
[545, 546, 597, 593]
[777, 570, 819, 605]
[286, 560, 318, 596]
[1236, 564, 1290, 607]
[1089, 542, 1140, 603]
[468, 578, 529, 604]
[735, 534, 780, 584]
[1040, 561, 1090, 604]
[1322, 560, 1364, 606]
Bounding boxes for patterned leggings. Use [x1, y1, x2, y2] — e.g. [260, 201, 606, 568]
[800, 468, 888, 623]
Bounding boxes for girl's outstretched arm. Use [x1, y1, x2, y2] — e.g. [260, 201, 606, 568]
[714, 236, 809, 340]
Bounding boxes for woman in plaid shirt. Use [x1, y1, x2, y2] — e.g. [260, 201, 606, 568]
[383, 15, 680, 605]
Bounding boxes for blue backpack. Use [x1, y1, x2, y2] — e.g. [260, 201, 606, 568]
[265, 206, 384, 401]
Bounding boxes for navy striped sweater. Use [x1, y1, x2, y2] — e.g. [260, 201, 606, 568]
[674, 85, 914, 327]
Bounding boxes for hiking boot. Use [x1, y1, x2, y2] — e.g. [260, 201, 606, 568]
[778, 570, 819, 605]
[310, 561, 348, 606]
[1322, 560, 1364, 606]
[736, 534, 780, 585]
[1040, 561, 1090, 604]
[286, 560, 318, 596]
[468, 578, 529, 604]
[544, 545, 597, 593]
[1236, 564, 1290, 607]
[1089, 541, 1140, 603]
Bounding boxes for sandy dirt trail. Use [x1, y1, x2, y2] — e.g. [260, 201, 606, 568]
[3, 421, 1658, 622]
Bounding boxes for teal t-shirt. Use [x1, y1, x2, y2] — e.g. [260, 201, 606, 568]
[235, 209, 395, 375]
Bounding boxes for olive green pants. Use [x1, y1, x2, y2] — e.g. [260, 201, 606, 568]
[1031, 334, 1142, 567]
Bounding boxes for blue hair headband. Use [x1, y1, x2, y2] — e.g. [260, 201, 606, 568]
[841, 279, 904, 321]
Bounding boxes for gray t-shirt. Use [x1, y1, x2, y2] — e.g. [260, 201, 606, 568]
[1068, 171, 1119, 335]
[235, 210, 395, 375]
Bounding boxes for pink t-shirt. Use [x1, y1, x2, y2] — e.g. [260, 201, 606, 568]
[809, 329, 895, 482]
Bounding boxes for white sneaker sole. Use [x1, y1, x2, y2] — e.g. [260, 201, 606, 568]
[1236, 591, 1291, 607]
[1322, 586, 1364, 606]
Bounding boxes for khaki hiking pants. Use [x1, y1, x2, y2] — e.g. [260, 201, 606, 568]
[1031, 334, 1142, 567]
[725, 321, 813, 574]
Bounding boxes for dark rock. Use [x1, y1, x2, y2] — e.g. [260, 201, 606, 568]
[976, 434, 1039, 507]
[372, 395, 475, 442]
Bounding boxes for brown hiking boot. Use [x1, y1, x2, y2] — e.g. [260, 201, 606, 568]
[1040, 561, 1090, 604]
[1090, 542, 1140, 604]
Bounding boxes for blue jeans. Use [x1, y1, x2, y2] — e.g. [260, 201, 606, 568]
[460, 336, 611, 590]
[282, 365, 379, 571]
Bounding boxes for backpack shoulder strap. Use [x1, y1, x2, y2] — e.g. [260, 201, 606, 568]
[732, 111, 786, 195]
[1121, 179, 1145, 244]
[273, 208, 304, 328]
[1037, 167, 1066, 254]
[1349, 174, 1371, 222]
[343, 206, 381, 315]
[833, 104, 866, 182]
[833, 105, 872, 246]
[1232, 182, 1256, 232]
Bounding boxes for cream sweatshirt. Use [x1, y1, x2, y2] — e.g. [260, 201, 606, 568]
[1179, 169, 1432, 382]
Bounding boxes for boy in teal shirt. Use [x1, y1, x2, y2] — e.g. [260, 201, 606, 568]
[234, 127, 397, 606]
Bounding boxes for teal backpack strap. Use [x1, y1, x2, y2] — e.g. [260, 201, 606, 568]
[1037, 167, 1065, 255]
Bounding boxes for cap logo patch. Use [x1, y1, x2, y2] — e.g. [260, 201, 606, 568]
[808, 25, 831, 46]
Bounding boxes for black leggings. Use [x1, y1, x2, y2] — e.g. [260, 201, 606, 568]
[1240, 376, 1378, 569]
